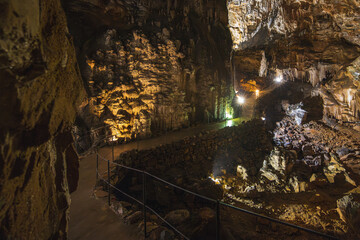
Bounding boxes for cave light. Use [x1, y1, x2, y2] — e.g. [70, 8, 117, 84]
[255, 89, 260, 98]
[226, 120, 234, 127]
[274, 75, 283, 83]
[348, 88, 353, 105]
[226, 111, 233, 119]
[110, 135, 118, 142]
[261, 117, 266, 121]
[237, 95, 245, 104]
[209, 176, 221, 185]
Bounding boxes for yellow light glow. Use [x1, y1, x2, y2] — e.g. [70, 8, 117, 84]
[255, 89, 260, 98]
[209, 176, 221, 184]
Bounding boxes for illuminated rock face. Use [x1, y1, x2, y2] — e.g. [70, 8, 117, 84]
[83, 30, 190, 139]
[64, 0, 234, 139]
[228, 0, 360, 122]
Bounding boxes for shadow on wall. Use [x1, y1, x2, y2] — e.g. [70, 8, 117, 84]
[255, 82, 323, 130]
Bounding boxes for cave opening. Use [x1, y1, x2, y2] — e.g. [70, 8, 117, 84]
[1, 0, 360, 240]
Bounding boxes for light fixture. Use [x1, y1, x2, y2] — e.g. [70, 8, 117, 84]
[255, 89, 260, 98]
[261, 117, 266, 121]
[348, 89, 353, 104]
[274, 75, 283, 83]
[237, 96, 245, 104]
[110, 135, 118, 142]
[225, 112, 232, 119]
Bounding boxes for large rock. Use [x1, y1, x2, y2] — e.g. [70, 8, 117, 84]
[0, 0, 84, 238]
[236, 165, 248, 180]
[323, 155, 357, 187]
[164, 209, 190, 226]
[267, 148, 287, 172]
[337, 194, 360, 230]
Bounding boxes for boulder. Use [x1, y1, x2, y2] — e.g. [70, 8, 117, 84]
[323, 155, 357, 186]
[267, 148, 288, 172]
[289, 176, 300, 193]
[199, 207, 215, 221]
[236, 165, 248, 180]
[260, 169, 279, 183]
[164, 209, 190, 226]
[309, 173, 328, 187]
[336, 194, 360, 230]
[125, 211, 143, 224]
[336, 147, 350, 158]
[148, 227, 175, 240]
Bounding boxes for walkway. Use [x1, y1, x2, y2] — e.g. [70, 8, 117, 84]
[68, 118, 244, 240]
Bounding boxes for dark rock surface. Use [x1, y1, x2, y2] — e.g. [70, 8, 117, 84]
[0, 0, 84, 238]
[104, 115, 360, 238]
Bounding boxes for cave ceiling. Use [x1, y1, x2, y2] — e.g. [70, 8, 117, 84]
[227, 0, 360, 121]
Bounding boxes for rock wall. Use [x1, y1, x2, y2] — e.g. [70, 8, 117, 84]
[227, 0, 360, 122]
[63, 0, 234, 141]
[0, 0, 84, 238]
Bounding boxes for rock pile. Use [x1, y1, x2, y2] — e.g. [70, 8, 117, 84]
[273, 115, 360, 186]
[100, 116, 360, 238]
[100, 120, 272, 238]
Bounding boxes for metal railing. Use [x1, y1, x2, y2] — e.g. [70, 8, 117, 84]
[94, 141, 339, 240]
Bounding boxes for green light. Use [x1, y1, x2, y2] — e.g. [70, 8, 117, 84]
[226, 112, 233, 119]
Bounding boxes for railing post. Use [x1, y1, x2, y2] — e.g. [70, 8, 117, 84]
[143, 171, 147, 238]
[108, 159, 110, 206]
[216, 201, 220, 240]
[96, 148, 99, 182]
[112, 136, 115, 162]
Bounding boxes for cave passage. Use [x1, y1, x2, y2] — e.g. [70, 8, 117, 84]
[1, 0, 360, 240]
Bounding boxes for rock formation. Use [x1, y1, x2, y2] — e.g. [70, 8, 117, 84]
[228, 0, 360, 122]
[63, 0, 235, 142]
[1, 0, 360, 238]
[0, 0, 84, 238]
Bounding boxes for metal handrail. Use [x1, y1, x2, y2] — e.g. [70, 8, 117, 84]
[98, 154, 144, 174]
[95, 147, 340, 240]
[145, 204, 190, 240]
[99, 176, 143, 205]
[98, 154, 217, 203]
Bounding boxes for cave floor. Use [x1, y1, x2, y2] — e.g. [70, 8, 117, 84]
[69, 118, 244, 239]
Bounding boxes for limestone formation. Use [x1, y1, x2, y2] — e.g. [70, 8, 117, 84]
[0, 0, 84, 239]
[228, 0, 360, 122]
[63, 0, 234, 142]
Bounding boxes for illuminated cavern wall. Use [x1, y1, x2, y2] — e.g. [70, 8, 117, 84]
[228, 0, 360, 122]
[63, 0, 234, 140]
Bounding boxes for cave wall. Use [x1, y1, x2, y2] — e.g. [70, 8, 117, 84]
[63, 0, 234, 140]
[227, 0, 360, 122]
[0, 0, 84, 238]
